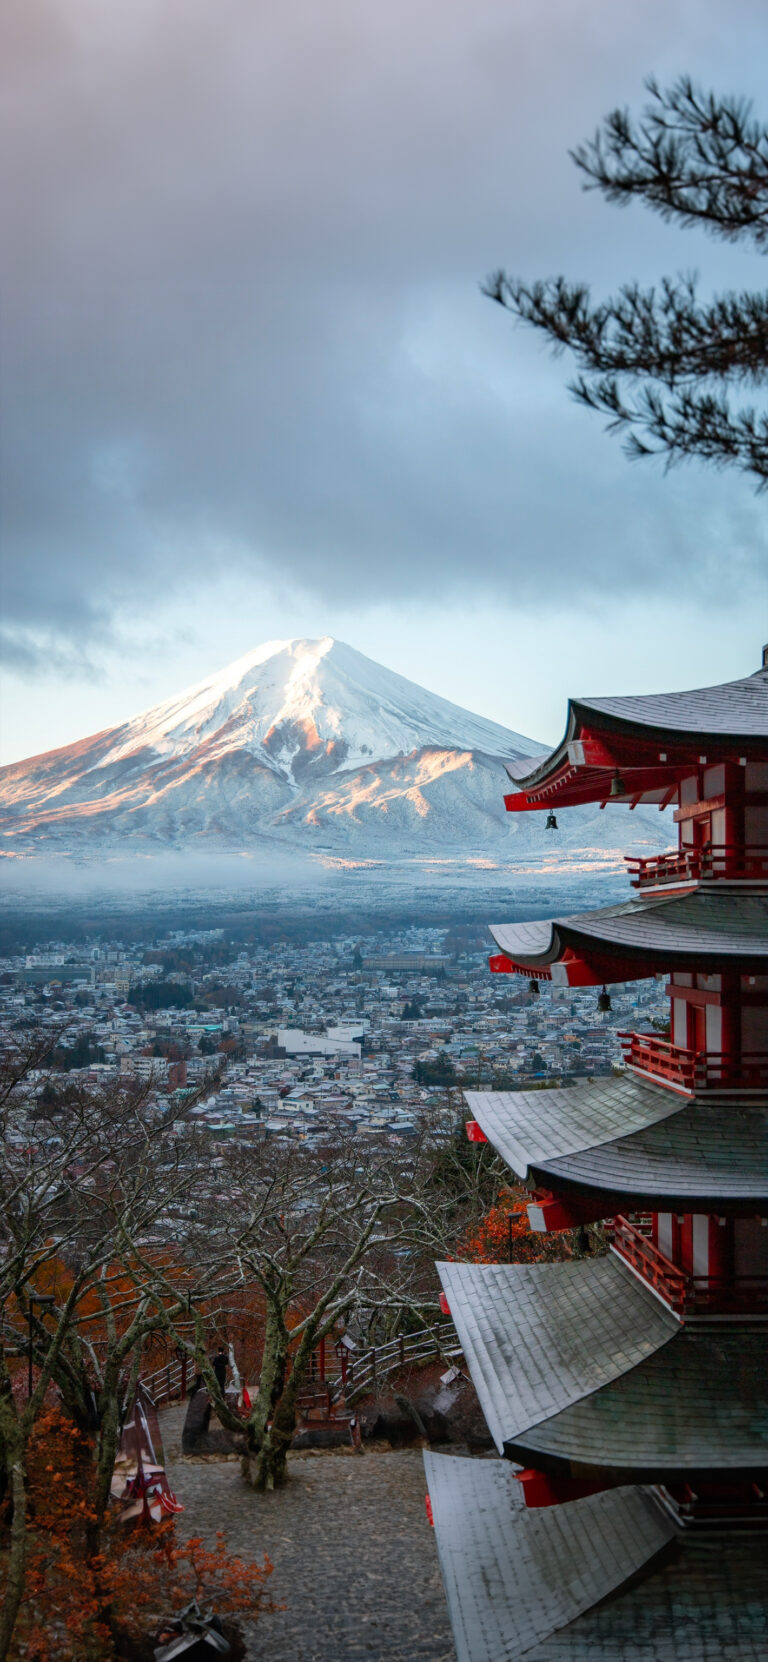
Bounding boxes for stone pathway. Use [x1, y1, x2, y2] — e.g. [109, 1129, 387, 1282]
[160, 1405, 456, 1662]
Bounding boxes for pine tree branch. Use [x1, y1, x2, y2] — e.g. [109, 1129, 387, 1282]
[485, 272, 768, 386]
[572, 76, 768, 248]
[485, 79, 768, 483]
[571, 374, 768, 485]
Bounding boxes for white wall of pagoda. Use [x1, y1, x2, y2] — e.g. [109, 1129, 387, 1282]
[652, 1213, 768, 1286]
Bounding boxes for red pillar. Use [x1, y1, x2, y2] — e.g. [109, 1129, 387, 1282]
[720, 971, 741, 1084]
[708, 1216, 734, 1292]
[722, 762, 744, 865]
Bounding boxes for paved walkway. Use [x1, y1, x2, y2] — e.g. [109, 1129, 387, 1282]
[160, 1405, 456, 1662]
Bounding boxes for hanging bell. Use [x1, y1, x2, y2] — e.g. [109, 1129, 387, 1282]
[545, 810, 558, 830]
[609, 771, 627, 798]
[528, 979, 540, 998]
[597, 985, 612, 1013]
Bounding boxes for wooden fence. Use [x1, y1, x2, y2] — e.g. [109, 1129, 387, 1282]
[142, 1320, 462, 1410]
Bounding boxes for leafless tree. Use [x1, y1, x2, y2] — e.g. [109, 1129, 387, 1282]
[149, 1108, 506, 1491]
[0, 1041, 227, 1655]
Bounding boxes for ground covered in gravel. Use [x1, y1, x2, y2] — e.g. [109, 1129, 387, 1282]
[160, 1404, 457, 1662]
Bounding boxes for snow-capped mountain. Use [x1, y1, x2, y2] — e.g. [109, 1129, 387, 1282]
[0, 637, 667, 872]
[80, 636, 541, 780]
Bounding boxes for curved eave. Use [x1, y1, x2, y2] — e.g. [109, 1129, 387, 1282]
[514, 1327, 768, 1474]
[464, 1076, 680, 1182]
[436, 1256, 677, 1456]
[465, 1082, 768, 1203]
[424, 1456, 679, 1662]
[438, 1259, 767, 1476]
[504, 671, 768, 810]
[489, 889, 768, 978]
[425, 1453, 766, 1662]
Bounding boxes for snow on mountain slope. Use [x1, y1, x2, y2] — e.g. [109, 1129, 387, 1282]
[92, 637, 541, 778]
[0, 638, 668, 867]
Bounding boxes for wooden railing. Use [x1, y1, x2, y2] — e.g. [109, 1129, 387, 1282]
[141, 1356, 190, 1407]
[142, 1322, 462, 1411]
[335, 1322, 462, 1405]
[611, 1216, 768, 1316]
[610, 1215, 689, 1310]
[619, 1031, 768, 1093]
[625, 844, 768, 889]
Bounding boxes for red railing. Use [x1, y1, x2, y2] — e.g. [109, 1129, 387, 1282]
[610, 1215, 688, 1310]
[618, 1031, 768, 1093]
[611, 1216, 768, 1316]
[625, 844, 768, 889]
[141, 1323, 462, 1411]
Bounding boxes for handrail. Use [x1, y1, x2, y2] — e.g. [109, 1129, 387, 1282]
[142, 1356, 189, 1407]
[142, 1321, 462, 1411]
[335, 1321, 462, 1405]
[610, 1215, 689, 1310]
[611, 1216, 768, 1316]
[625, 844, 768, 888]
[618, 1031, 768, 1093]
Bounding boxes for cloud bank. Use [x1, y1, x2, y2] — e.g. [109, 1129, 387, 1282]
[3, 0, 768, 670]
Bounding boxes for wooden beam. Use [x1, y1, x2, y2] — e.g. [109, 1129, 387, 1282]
[673, 795, 725, 824]
[665, 983, 721, 1008]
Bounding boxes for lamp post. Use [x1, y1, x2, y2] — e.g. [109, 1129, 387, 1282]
[27, 1295, 56, 1399]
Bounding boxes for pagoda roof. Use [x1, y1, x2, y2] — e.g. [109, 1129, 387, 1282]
[466, 1078, 768, 1204]
[489, 887, 768, 979]
[436, 1256, 677, 1454]
[521, 1327, 768, 1470]
[425, 1453, 768, 1661]
[503, 664, 768, 812]
[439, 1258, 768, 1473]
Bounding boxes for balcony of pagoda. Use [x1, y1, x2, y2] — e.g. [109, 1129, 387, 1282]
[625, 844, 768, 891]
[618, 1030, 768, 1096]
[610, 1216, 768, 1317]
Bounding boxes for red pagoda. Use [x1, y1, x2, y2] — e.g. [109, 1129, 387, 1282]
[427, 651, 768, 1659]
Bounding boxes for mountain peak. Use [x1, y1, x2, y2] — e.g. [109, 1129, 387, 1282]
[92, 636, 541, 781]
[0, 637, 670, 871]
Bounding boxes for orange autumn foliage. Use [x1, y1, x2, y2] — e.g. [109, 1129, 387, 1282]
[459, 1186, 567, 1265]
[1, 1406, 274, 1661]
[7, 1247, 268, 1384]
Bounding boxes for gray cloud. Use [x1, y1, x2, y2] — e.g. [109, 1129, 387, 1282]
[3, 0, 768, 665]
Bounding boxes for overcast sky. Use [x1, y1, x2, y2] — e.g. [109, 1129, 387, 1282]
[2, 0, 768, 763]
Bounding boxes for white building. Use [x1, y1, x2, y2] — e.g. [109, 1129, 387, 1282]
[277, 1028, 361, 1059]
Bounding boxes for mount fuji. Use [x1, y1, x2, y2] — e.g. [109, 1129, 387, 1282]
[0, 638, 667, 880]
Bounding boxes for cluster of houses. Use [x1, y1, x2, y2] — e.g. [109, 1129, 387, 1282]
[1, 920, 669, 1144]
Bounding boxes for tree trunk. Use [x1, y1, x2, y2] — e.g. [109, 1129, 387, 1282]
[241, 1303, 290, 1489]
[89, 1382, 120, 1550]
[242, 1320, 317, 1492]
[243, 1368, 300, 1491]
[0, 1438, 29, 1662]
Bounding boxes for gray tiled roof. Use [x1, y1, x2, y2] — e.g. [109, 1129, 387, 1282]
[465, 1076, 680, 1179]
[576, 668, 768, 738]
[543, 1101, 768, 1199]
[424, 1452, 768, 1661]
[424, 1453, 674, 1662]
[504, 668, 768, 790]
[490, 888, 768, 965]
[490, 918, 556, 959]
[529, 1545, 768, 1660]
[436, 1257, 677, 1454]
[466, 1078, 768, 1200]
[520, 1327, 768, 1469]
